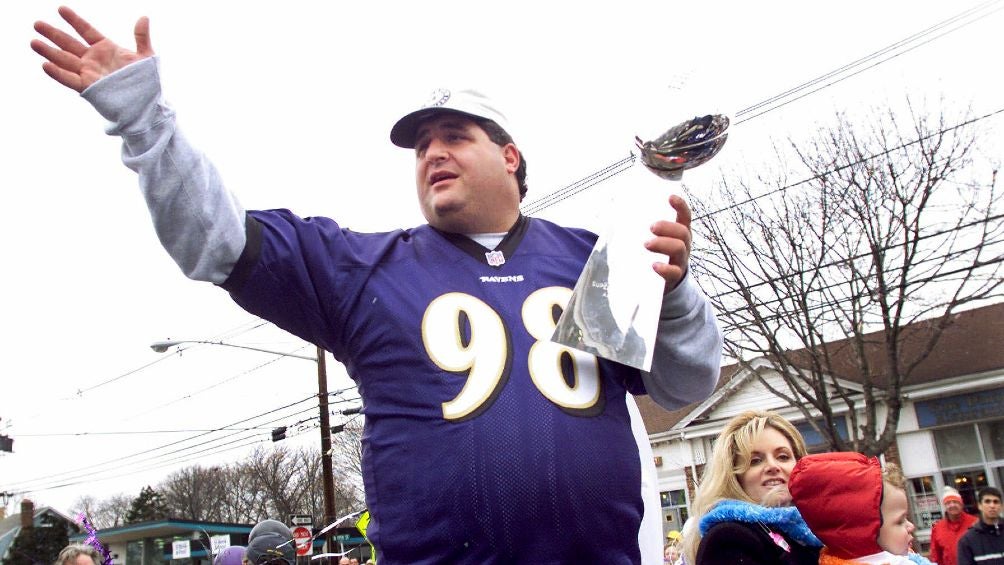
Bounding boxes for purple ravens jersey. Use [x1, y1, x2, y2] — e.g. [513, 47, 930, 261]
[223, 210, 649, 564]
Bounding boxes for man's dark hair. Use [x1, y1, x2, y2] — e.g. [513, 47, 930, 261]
[477, 118, 528, 201]
[978, 486, 1003, 502]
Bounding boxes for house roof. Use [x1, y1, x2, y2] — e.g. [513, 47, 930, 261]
[68, 519, 253, 545]
[0, 506, 81, 561]
[637, 301, 1004, 434]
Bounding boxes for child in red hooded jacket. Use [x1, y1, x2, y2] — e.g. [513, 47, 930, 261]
[788, 452, 933, 565]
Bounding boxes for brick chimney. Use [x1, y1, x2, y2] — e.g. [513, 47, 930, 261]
[20, 498, 34, 529]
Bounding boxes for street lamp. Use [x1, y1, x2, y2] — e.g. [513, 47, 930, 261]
[151, 338, 339, 557]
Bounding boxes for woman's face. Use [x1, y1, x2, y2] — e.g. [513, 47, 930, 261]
[737, 426, 797, 504]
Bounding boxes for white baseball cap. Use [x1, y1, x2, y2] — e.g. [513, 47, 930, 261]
[390, 88, 512, 148]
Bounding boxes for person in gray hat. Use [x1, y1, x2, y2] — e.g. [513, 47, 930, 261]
[243, 534, 295, 565]
[32, 8, 722, 564]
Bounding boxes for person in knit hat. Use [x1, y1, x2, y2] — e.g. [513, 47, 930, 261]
[788, 452, 932, 565]
[929, 486, 977, 565]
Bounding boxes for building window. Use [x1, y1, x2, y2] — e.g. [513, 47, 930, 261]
[794, 418, 849, 453]
[980, 420, 1004, 460]
[126, 541, 143, 565]
[934, 425, 982, 466]
[933, 418, 1004, 515]
[660, 489, 686, 508]
[906, 475, 941, 529]
[660, 489, 689, 539]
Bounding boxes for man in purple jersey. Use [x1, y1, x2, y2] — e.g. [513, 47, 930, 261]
[33, 8, 722, 564]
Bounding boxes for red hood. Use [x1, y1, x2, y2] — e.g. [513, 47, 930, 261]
[789, 452, 884, 559]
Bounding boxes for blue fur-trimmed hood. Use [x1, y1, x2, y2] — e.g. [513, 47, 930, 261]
[700, 499, 823, 548]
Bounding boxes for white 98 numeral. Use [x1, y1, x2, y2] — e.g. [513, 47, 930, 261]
[422, 288, 601, 421]
[523, 287, 601, 415]
[422, 293, 510, 421]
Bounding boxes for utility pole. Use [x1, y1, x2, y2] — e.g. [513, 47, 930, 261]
[316, 347, 336, 559]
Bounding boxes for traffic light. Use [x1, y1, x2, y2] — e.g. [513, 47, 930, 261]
[271, 426, 287, 442]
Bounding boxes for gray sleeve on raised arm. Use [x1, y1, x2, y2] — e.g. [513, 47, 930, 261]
[81, 57, 246, 284]
[640, 274, 723, 409]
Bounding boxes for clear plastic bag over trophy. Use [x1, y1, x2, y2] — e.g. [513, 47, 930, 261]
[551, 87, 730, 371]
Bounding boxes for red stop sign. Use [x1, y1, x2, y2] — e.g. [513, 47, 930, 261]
[292, 526, 313, 556]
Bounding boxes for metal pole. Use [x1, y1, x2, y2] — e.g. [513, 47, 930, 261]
[316, 347, 336, 561]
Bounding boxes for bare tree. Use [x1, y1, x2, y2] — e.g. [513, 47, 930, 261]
[330, 418, 365, 517]
[161, 465, 228, 522]
[689, 102, 1003, 456]
[78, 442, 366, 526]
[71, 493, 132, 528]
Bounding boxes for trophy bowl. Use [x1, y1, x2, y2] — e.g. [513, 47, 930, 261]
[635, 114, 730, 181]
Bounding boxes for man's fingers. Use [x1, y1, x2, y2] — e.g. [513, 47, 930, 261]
[33, 20, 88, 58]
[58, 6, 107, 47]
[134, 16, 153, 56]
[41, 61, 83, 92]
[669, 194, 692, 230]
[31, 39, 83, 75]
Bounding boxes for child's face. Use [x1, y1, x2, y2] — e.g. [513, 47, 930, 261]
[877, 484, 915, 555]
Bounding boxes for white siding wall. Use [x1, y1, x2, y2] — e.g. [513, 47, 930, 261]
[897, 430, 939, 476]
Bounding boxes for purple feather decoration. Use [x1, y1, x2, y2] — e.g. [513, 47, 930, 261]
[77, 513, 113, 565]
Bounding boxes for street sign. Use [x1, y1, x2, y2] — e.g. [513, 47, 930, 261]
[292, 526, 313, 557]
[210, 535, 231, 555]
[172, 541, 191, 560]
[289, 514, 313, 526]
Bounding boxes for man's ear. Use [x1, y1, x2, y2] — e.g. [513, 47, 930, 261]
[503, 143, 519, 174]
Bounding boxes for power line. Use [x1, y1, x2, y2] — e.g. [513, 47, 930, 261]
[692, 106, 1004, 222]
[15, 427, 275, 437]
[733, 0, 1004, 123]
[524, 2, 1003, 215]
[4, 391, 362, 495]
[2, 393, 318, 490]
[119, 343, 315, 422]
[520, 154, 635, 216]
[699, 213, 1004, 301]
[58, 318, 271, 400]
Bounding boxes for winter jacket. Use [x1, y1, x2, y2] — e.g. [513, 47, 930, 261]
[696, 499, 822, 564]
[789, 452, 885, 559]
[957, 519, 1004, 565]
[928, 513, 978, 565]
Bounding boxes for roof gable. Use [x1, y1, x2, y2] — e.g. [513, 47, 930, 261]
[637, 301, 1004, 434]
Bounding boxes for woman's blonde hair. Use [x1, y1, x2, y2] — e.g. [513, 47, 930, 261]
[682, 410, 808, 564]
[56, 544, 103, 565]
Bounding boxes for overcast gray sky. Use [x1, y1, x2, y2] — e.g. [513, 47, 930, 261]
[2, 0, 1001, 515]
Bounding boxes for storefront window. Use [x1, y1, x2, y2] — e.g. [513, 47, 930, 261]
[934, 425, 982, 466]
[660, 489, 686, 507]
[979, 420, 1004, 461]
[906, 475, 941, 529]
[126, 541, 143, 565]
[942, 467, 988, 515]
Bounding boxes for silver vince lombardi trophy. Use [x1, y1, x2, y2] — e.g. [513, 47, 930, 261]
[552, 114, 729, 370]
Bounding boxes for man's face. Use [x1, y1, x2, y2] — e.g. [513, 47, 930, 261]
[978, 493, 1002, 524]
[944, 498, 963, 520]
[337, 558, 349, 565]
[414, 115, 520, 233]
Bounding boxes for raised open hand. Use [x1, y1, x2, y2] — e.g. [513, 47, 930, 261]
[31, 6, 153, 93]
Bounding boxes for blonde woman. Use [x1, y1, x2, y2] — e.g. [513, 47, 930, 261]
[683, 410, 822, 565]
